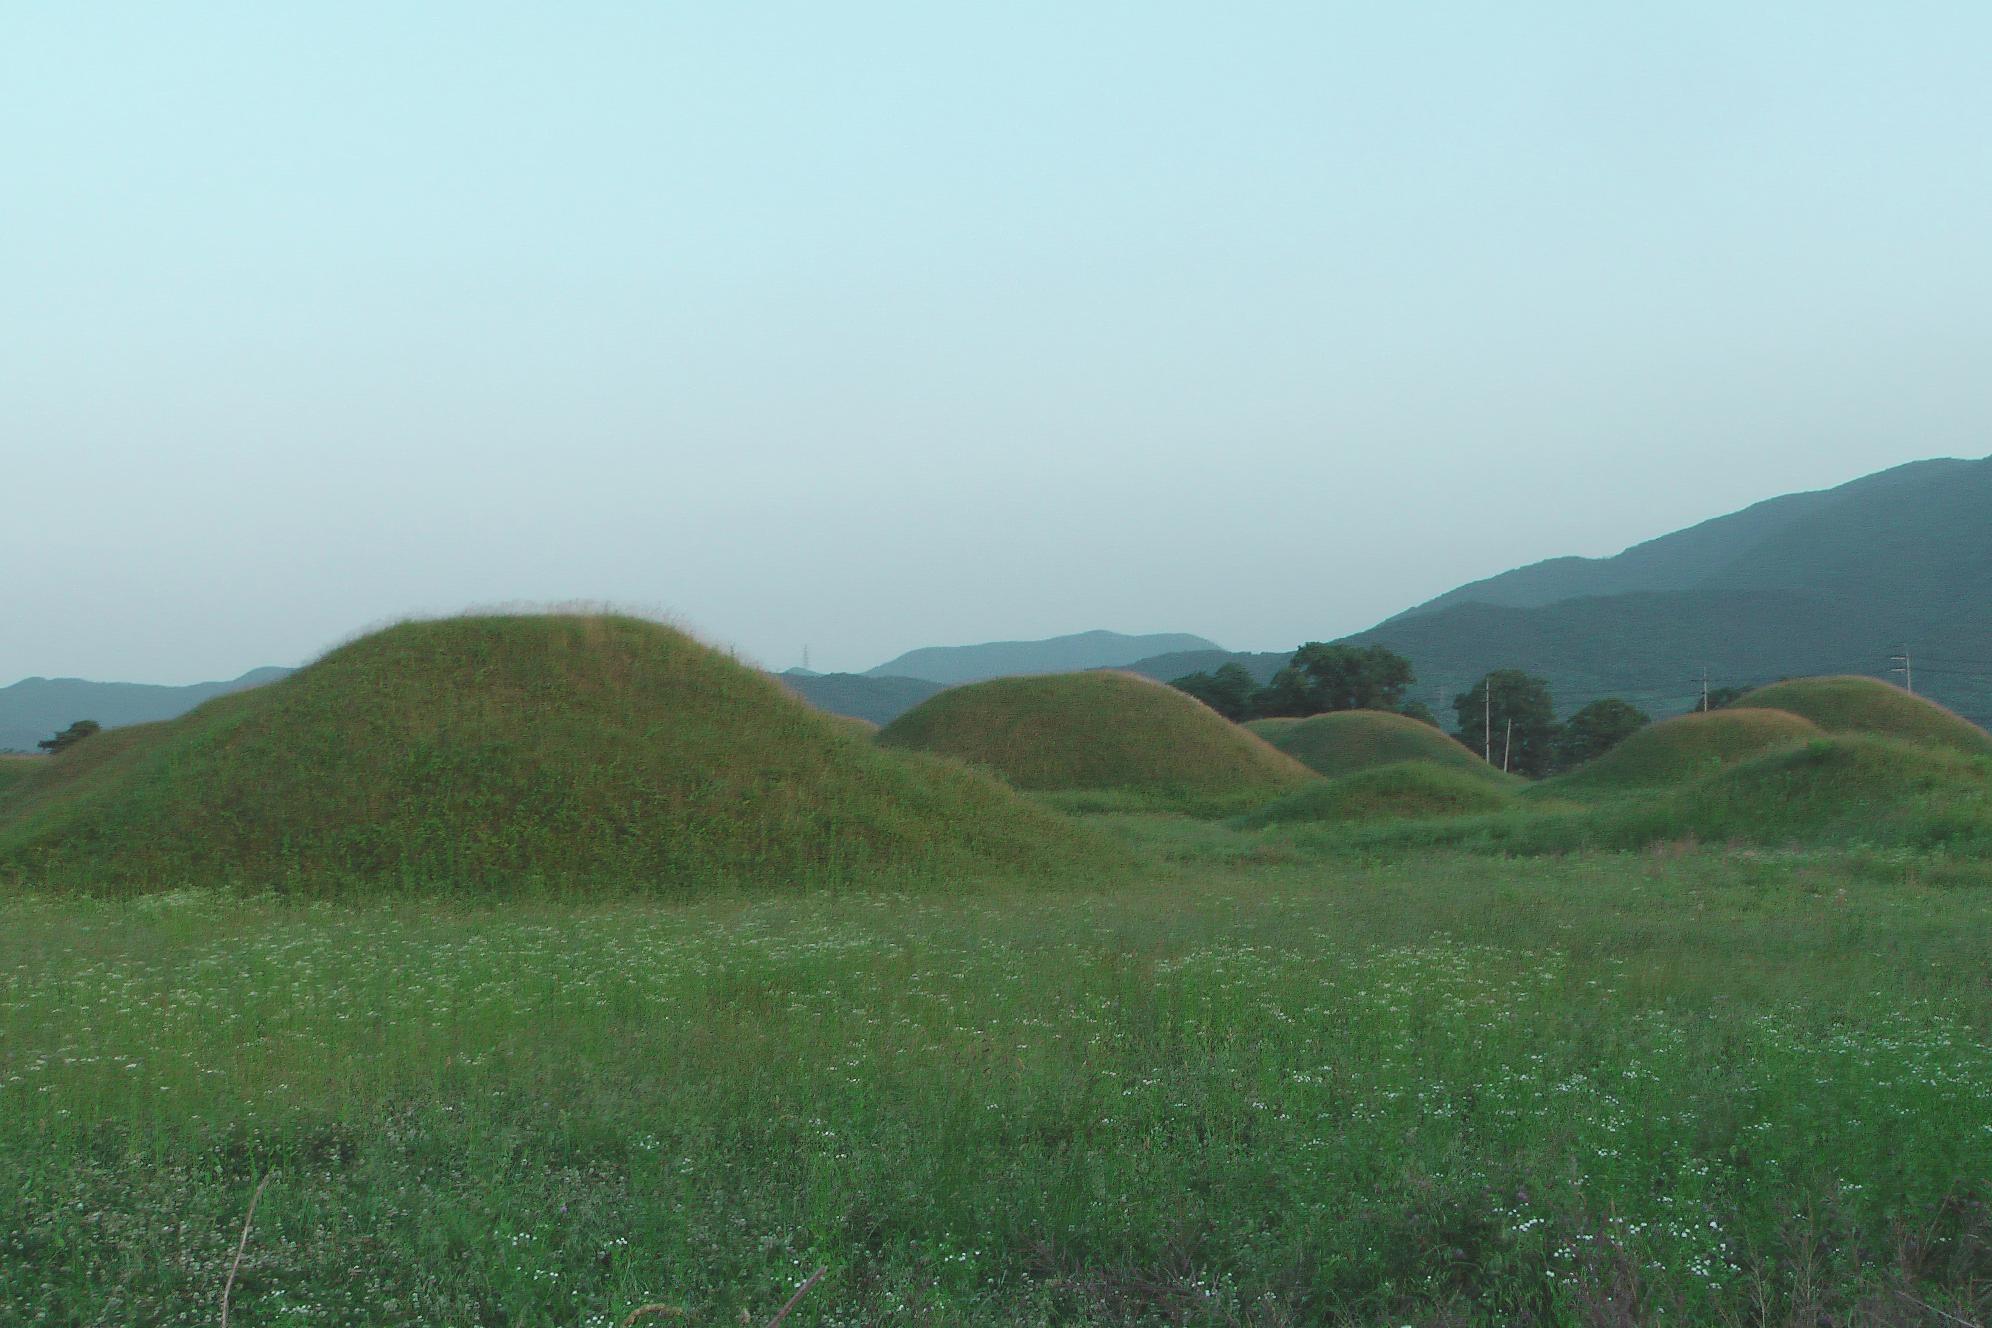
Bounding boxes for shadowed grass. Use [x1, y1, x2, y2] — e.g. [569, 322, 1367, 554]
[1268, 709, 1504, 782]
[1546, 707, 1823, 795]
[1235, 759, 1520, 828]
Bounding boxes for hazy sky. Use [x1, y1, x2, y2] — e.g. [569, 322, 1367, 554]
[8, 4, 1991, 683]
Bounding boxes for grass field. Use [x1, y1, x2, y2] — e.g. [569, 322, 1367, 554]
[6, 844, 1989, 1326]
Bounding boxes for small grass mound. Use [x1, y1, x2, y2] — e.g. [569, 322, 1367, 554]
[0, 614, 1104, 896]
[1738, 677, 1992, 756]
[1550, 708, 1822, 793]
[877, 672, 1315, 805]
[1235, 761, 1516, 828]
[1269, 710, 1498, 781]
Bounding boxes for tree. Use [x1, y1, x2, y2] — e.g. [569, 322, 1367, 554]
[1252, 665, 1316, 718]
[38, 719, 101, 754]
[1170, 663, 1259, 721]
[1256, 642, 1415, 717]
[1554, 698, 1649, 771]
[1400, 699, 1441, 728]
[1452, 671, 1558, 777]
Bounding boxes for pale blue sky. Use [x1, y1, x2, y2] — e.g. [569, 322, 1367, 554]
[7, 3, 1991, 682]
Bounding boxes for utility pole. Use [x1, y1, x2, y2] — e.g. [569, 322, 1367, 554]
[1891, 649, 1913, 695]
[1502, 718, 1513, 773]
[1483, 680, 1492, 764]
[1700, 666, 1710, 713]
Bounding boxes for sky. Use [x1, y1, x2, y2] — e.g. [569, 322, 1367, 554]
[7, 3, 1991, 683]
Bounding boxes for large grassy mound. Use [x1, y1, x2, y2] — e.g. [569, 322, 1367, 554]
[1738, 677, 1992, 756]
[1550, 708, 1822, 793]
[0, 756, 42, 794]
[876, 672, 1314, 802]
[1628, 734, 1992, 850]
[1236, 761, 1516, 828]
[1269, 709, 1497, 781]
[0, 615, 1103, 895]
[1241, 717, 1304, 741]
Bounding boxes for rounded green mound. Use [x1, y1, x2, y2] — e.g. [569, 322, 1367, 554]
[1632, 734, 1992, 850]
[1552, 708, 1822, 792]
[1269, 709, 1495, 781]
[0, 615, 1102, 895]
[876, 672, 1315, 797]
[1737, 677, 1992, 757]
[1242, 717, 1304, 741]
[1235, 761, 1516, 828]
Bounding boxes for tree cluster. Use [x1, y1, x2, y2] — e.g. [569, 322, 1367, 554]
[1175, 645, 1666, 777]
[1172, 644, 1428, 724]
[1449, 674, 1651, 777]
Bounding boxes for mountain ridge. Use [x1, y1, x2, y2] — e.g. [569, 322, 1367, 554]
[865, 629, 1223, 686]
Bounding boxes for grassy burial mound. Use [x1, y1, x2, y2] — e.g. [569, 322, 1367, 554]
[1738, 676, 1992, 757]
[876, 671, 1315, 805]
[1236, 761, 1517, 828]
[1609, 734, 1992, 852]
[1242, 716, 1305, 741]
[1269, 709, 1496, 781]
[0, 615, 1103, 895]
[1550, 708, 1823, 793]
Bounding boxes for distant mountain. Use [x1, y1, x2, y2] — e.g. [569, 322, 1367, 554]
[867, 630, 1223, 686]
[1118, 649, 1294, 686]
[1344, 456, 1992, 726]
[776, 671, 947, 726]
[1390, 458, 1976, 620]
[0, 667, 292, 753]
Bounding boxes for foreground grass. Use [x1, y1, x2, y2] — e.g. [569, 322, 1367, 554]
[4, 853, 1990, 1325]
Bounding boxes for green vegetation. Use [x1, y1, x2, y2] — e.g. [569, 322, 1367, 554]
[1550, 708, 1823, 793]
[1739, 676, 1992, 756]
[1453, 669, 1560, 777]
[8, 651, 1992, 1324]
[0, 615, 1104, 897]
[1269, 708, 1496, 780]
[1242, 715, 1304, 741]
[5, 855, 1988, 1326]
[1553, 697, 1650, 770]
[877, 671, 1314, 808]
[1172, 641, 1422, 723]
[35, 718, 100, 754]
[0, 755, 41, 793]
[1235, 760, 1517, 827]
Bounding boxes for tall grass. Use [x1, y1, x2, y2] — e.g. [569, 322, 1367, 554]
[5, 852, 1987, 1325]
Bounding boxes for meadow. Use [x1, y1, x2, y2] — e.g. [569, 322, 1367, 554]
[6, 843, 1989, 1326]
